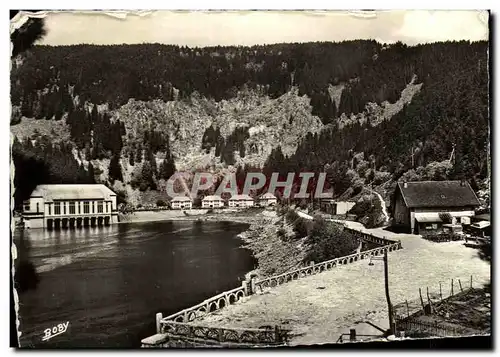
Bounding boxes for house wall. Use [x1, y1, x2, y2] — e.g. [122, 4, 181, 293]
[110, 195, 117, 211]
[25, 217, 44, 229]
[335, 202, 356, 215]
[413, 207, 475, 216]
[393, 189, 410, 227]
[202, 201, 224, 208]
[417, 222, 444, 236]
[229, 200, 254, 208]
[27, 197, 45, 214]
[172, 202, 192, 209]
[259, 198, 277, 207]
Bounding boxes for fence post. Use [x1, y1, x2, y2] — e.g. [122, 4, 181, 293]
[275, 325, 280, 343]
[156, 312, 163, 334]
[439, 282, 442, 300]
[349, 329, 356, 342]
[406, 300, 410, 318]
[250, 277, 256, 295]
[451, 279, 454, 296]
[470, 275, 473, 289]
[242, 280, 248, 296]
[458, 279, 463, 293]
[426, 287, 433, 314]
[419, 288, 426, 313]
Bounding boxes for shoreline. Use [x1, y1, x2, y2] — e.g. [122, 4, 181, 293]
[117, 209, 263, 225]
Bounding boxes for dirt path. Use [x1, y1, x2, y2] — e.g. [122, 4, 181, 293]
[195, 222, 490, 345]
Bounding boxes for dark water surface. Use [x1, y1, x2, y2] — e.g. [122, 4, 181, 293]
[14, 220, 254, 348]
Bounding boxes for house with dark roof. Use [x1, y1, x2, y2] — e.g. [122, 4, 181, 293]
[392, 180, 481, 234]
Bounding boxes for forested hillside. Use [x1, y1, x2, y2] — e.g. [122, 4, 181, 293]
[10, 40, 490, 210]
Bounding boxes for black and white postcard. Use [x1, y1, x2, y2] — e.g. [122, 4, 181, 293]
[10, 9, 491, 349]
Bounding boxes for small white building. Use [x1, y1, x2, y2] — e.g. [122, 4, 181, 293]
[258, 192, 277, 207]
[201, 195, 224, 208]
[228, 194, 254, 208]
[170, 196, 193, 210]
[22, 184, 118, 229]
[320, 199, 356, 215]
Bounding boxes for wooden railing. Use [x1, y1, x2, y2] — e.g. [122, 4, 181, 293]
[395, 316, 466, 337]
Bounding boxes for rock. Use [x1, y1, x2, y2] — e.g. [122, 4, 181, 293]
[317, 286, 326, 290]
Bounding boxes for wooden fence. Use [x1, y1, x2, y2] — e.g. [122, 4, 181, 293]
[395, 316, 465, 337]
[394, 276, 480, 338]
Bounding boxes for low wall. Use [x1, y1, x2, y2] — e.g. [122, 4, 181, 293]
[164, 285, 248, 323]
[142, 321, 290, 348]
[254, 240, 402, 293]
[343, 227, 400, 246]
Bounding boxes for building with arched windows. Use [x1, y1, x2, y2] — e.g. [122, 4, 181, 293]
[22, 184, 118, 229]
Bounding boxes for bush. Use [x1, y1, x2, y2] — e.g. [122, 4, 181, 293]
[156, 199, 167, 207]
[349, 197, 384, 228]
[304, 217, 359, 263]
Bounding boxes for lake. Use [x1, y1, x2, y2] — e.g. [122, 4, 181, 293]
[13, 220, 254, 348]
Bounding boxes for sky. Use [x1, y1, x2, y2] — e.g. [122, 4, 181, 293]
[18, 10, 490, 47]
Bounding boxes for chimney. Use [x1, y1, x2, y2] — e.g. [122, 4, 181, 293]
[403, 182, 408, 188]
[460, 179, 466, 186]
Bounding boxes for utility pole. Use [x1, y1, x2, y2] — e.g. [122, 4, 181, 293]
[369, 250, 395, 336]
[383, 250, 395, 336]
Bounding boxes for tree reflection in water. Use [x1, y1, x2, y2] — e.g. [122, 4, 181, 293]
[13, 228, 39, 293]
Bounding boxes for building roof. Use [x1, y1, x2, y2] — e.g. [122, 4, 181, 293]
[472, 221, 490, 229]
[260, 192, 277, 199]
[30, 184, 116, 202]
[202, 195, 223, 201]
[171, 196, 192, 202]
[229, 194, 253, 201]
[397, 181, 481, 208]
[414, 212, 443, 223]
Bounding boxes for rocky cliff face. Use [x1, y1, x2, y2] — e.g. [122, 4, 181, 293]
[112, 87, 324, 173]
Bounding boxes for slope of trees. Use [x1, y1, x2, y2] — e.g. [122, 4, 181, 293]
[11, 136, 96, 209]
[11, 40, 489, 204]
[10, 41, 380, 125]
[264, 41, 489, 194]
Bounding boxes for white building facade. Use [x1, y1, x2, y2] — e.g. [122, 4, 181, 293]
[228, 194, 255, 208]
[258, 192, 277, 207]
[22, 184, 118, 229]
[171, 196, 193, 209]
[201, 195, 224, 208]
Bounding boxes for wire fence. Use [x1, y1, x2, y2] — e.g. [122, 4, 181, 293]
[394, 275, 487, 338]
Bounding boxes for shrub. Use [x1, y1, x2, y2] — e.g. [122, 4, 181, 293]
[304, 217, 359, 263]
[156, 199, 167, 207]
